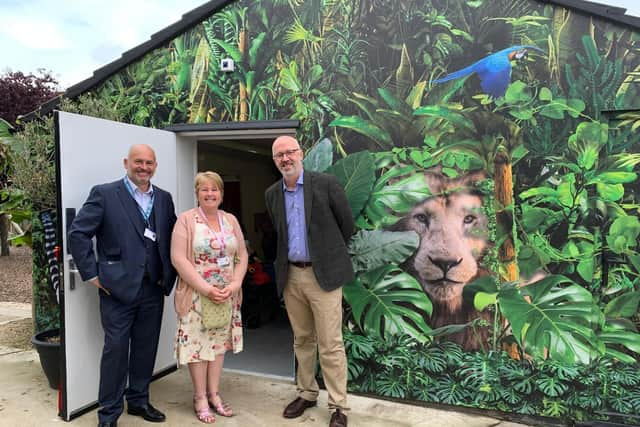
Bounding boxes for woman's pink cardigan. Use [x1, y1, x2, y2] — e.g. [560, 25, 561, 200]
[170, 208, 247, 317]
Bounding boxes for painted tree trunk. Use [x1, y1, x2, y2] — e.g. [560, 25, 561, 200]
[238, 29, 248, 122]
[494, 149, 517, 282]
[494, 149, 521, 360]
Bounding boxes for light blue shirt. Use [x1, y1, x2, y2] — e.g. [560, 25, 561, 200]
[283, 170, 310, 262]
[123, 175, 154, 221]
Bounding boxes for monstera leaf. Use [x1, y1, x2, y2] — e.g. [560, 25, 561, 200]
[362, 165, 431, 227]
[499, 275, 603, 364]
[348, 230, 419, 273]
[326, 150, 376, 219]
[303, 138, 333, 172]
[343, 265, 432, 343]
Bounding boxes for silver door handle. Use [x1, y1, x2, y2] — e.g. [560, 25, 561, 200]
[68, 259, 78, 290]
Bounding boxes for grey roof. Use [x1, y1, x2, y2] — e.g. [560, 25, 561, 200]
[24, 0, 640, 121]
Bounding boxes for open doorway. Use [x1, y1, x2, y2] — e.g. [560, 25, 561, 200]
[196, 138, 294, 380]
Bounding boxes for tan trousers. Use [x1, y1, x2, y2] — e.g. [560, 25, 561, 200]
[283, 265, 348, 410]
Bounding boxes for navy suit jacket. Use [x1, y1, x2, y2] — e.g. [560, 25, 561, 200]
[68, 179, 177, 304]
[265, 170, 355, 296]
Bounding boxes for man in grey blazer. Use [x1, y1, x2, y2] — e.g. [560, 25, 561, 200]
[68, 144, 177, 427]
[265, 135, 354, 427]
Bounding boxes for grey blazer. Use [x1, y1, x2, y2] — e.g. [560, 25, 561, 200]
[265, 170, 355, 296]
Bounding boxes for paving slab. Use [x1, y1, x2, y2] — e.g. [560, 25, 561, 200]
[0, 302, 31, 325]
[0, 348, 538, 427]
[0, 302, 538, 427]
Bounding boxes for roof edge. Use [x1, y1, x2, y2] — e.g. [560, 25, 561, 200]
[22, 0, 640, 123]
[22, 0, 233, 121]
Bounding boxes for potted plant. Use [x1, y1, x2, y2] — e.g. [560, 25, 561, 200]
[9, 113, 60, 389]
[11, 96, 121, 389]
[31, 328, 60, 389]
[2, 118, 61, 389]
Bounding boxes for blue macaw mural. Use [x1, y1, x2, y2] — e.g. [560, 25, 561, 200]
[432, 45, 545, 98]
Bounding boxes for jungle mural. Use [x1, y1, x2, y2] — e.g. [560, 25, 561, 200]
[83, 0, 640, 423]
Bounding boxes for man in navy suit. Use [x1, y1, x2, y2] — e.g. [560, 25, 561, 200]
[68, 144, 177, 427]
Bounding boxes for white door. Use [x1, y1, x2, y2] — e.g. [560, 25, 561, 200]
[56, 111, 193, 420]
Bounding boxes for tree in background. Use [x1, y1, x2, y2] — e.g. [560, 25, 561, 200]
[0, 69, 59, 127]
[0, 69, 58, 255]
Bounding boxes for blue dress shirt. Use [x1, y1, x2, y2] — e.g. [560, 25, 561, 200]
[283, 170, 310, 262]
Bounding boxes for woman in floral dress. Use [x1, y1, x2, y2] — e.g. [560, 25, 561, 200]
[171, 171, 248, 423]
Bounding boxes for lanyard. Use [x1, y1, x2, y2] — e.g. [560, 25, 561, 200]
[123, 177, 155, 223]
[198, 207, 226, 252]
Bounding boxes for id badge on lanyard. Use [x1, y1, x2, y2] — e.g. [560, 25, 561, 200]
[144, 227, 157, 241]
[199, 208, 228, 265]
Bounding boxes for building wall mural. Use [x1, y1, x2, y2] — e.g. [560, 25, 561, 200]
[89, 0, 640, 423]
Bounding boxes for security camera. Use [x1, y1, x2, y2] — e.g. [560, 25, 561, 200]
[220, 58, 235, 72]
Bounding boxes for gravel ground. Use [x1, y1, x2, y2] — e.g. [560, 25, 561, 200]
[0, 245, 33, 349]
[0, 245, 33, 303]
[0, 317, 32, 349]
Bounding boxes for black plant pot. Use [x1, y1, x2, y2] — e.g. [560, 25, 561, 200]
[31, 328, 60, 389]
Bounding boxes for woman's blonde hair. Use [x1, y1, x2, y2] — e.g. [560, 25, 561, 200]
[194, 171, 224, 196]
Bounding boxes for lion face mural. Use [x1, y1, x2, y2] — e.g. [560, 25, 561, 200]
[389, 169, 492, 350]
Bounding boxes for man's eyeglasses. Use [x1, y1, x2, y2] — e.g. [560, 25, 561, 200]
[272, 149, 300, 160]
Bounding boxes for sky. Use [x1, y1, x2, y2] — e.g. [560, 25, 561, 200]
[1, 0, 640, 90]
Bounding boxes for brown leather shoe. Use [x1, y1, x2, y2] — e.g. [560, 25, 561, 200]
[329, 409, 347, 427]
[283, 397, 317, 418]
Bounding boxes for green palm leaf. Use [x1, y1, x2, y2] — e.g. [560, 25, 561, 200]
[303, 138, 333, 173]
[279, 61, 301, 92]
[363, 166, 431, 227]
[326, 150, 376, 219]
[208, 38, 242, 62]
[188, 37, 210, 123]
[285, 18, 322, 44]
[248, 32, 266, 69]
[535, 376, 569, 397]
[604, 290, 640, 318]
[432, 375, 466, 404]
[343, 265, 432, 343]
[348, 230, 418, 273]
[598, 329, 640, 363]
[499, 275, 604, 364]
[328, 116, 393, 149]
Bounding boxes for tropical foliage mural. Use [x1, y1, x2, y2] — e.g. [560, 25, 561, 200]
[84, 0, 640, 423]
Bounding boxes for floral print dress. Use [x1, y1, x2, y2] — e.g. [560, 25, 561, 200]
[175, 211, 243, 365]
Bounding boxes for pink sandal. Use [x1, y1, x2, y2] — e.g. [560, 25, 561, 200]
[208, 392, 233, 417]
[194, 395, 216, 424]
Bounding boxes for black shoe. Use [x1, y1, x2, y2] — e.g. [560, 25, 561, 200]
[330, 409, 348, 427]
[127, 403, 166, 422]
[283, 397, 317, 418]
[97, 422, 117, 427]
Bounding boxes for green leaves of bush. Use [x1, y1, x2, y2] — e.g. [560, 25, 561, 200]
[345, 333, 640, 420]
[606, 216, 640, 255]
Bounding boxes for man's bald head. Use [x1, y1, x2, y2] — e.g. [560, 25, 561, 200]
[272, 136, 300, 155]
[128, 144, 156, 162]
[124, 144, 157, 190]
[271, 135, 304, 182]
